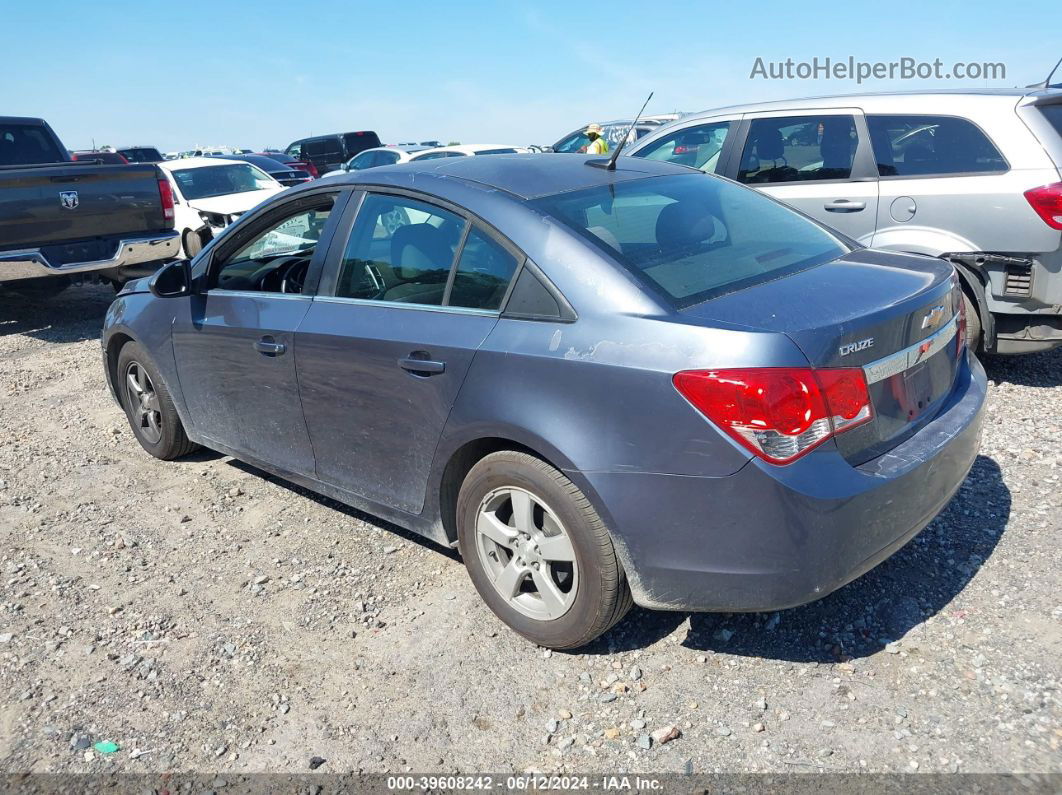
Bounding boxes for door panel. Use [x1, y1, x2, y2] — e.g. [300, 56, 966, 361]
[296, 301, 497, 513]
[172, 293, 316, 472]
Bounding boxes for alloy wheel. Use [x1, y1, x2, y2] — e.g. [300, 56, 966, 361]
[124, 361, 162, 444]
[475, 487, 578, 621]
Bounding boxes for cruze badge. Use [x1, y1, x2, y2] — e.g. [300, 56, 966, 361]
[59, 190, 79, 209]
[839, 337, 874, 357]
[921, 305, 946, 330]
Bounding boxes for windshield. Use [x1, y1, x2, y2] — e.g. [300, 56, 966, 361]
[171, 164, 276, 200]
[532, 174, 849, 308]
[474, 148, 518, 155]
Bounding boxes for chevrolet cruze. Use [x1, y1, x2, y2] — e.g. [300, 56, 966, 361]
[102, 154, 986, 649]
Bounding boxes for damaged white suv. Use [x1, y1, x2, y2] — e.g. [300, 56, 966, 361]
[629, 88, 1062, 354]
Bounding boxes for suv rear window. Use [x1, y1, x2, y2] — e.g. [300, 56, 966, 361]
[1039, 105, 1062, 138]
[0, 122, 65, 165]
[533, 174, 848, 308]
[342, 132, 381, 155]
[866, 115, 1008, 176]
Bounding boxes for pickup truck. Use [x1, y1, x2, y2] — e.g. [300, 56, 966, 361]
[0, 116, 179, 296]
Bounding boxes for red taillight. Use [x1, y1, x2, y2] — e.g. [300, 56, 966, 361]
[673, 367, 873, 464]
[1024, 182, 1062, 230]
[157, 178, 174, 222]
[299, 160, 319, 178]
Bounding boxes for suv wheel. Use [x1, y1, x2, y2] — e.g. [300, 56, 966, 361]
[962, 292, 983, 354]
[116, 342, 199, 460]
[457, 451, 632, 649]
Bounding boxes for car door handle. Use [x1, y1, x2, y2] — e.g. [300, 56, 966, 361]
[824, 199, 866, 212]
[254, 337, 286, 356]
[398, 357, 445, 375]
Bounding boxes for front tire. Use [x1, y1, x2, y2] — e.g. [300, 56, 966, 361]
[116, 341, 199, 460]
[457, 451, 632, 649]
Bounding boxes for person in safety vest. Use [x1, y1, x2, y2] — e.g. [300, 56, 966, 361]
[579, 123, 609, 155]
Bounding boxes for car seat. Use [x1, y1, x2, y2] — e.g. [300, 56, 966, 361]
[817, 119, 855, 178]
[384, 223, 453, 304]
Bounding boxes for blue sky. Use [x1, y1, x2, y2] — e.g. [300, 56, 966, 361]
[2, 0, 1058, 152]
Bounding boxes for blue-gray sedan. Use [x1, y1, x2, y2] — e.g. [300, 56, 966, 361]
[102, 154, 986, 649]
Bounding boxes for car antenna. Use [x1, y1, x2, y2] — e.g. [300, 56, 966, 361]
[590, 91, 653, 171]
[1027, 55, 1062, 88]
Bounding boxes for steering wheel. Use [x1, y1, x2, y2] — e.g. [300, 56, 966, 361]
[279, 258, 309, 294]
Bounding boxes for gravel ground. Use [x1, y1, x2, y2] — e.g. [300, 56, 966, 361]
[0, 284, 1058, 776]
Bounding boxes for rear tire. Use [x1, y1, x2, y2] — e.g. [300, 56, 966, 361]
[457, 451, 632, 650]
[962, 291, 982, 354]
[116, 341, 199, 460]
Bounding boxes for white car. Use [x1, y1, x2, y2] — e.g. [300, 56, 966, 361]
[322, 145, 430, 177]
[323, 144, 530, 177]
[410, 143, 530, 160]
[159, 158, 286, 257]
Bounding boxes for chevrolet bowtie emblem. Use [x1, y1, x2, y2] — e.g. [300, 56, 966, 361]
[921, 305, 946, 330]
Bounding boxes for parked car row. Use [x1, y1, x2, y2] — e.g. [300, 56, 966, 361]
[9, 83, 1061, 649]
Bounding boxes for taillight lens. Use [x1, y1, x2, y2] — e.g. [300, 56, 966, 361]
[158, 178, 175, 222]
[673, 367, 873, 464]
[1024, 182, 1062, 230]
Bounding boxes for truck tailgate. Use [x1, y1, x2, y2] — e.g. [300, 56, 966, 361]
[0, 163, 167, 251]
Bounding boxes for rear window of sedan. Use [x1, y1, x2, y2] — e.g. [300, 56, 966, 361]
[532, 174, 849, 308]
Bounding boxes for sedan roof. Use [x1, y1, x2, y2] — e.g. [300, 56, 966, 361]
[338, 153, 694, 200]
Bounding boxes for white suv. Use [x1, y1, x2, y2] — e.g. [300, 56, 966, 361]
[628, 89, 1062, 354]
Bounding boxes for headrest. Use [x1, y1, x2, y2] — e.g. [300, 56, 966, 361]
[390, 223, 453, 279]
[754, 127, 785, 160]
[655, 202, 719, 248]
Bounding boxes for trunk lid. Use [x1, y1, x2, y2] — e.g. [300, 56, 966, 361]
[0, 162, 168, 252]
[682, 248, 962, 463]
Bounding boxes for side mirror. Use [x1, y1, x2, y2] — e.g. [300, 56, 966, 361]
[149, 259, 192, 298]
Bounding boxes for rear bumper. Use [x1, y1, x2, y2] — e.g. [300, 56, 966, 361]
[576, 353, 987, 612]
[0, 230, 179, 283]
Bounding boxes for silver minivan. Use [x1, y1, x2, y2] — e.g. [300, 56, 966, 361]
[627, 89, 1062, 354]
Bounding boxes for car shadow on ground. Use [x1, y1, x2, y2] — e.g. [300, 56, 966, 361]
[592, 454, 1010, 660]
[225, 458, 461, 562]
[981, 346, 1062, 388]
[0, 284, 114, 345]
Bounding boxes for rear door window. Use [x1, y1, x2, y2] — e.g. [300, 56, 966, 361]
[304, 138, 343, 158]
[866, 115, 1008, 176]
[335, 194, 465, 306]
[738, 115, 858, 184]
[634, 121, 732, 174]
[448, 228, 519, 310]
